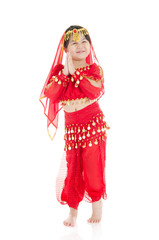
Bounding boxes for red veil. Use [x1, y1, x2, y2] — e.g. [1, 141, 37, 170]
[39, 28, 100, 140]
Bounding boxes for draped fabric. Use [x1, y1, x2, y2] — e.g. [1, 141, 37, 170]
[39, 27, 110, 210]
[39, 30, 100, 139]
[43, 63, 104, 103]
[56, 102, 109, 209]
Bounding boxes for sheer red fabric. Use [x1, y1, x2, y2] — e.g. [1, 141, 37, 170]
[44, 63, 104, 103]
[39, 30, 100, 139]
[56, 102, 109, 209]
[39, 27, 110, 210]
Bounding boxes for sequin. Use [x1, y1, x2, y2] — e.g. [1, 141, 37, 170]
[89, 141, 92, 147]
[92, 121, 96, 126]
[87, 124, 91, 130]
[97, 127, 101, 133]
[82, 143, 86, 148]
[82, 127, 86, 133]
[55, 77, 58, 82]
[87, 132, 90, 137]
[92, 130, 96, 135]
[63, 82, 67, 87]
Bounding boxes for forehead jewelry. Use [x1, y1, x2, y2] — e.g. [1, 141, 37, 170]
[64, 28, 89, 42]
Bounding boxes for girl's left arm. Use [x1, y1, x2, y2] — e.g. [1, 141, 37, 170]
[72, 65, 105, 100]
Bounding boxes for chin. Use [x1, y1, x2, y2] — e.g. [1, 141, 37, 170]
[73, 53, 89, 61]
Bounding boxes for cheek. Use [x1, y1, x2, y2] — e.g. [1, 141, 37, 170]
[67, 47, 75, 55]
[86, 45, 91, 54]
[69, 50, 75, 56]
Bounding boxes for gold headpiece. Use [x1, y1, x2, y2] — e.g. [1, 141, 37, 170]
[64, 28, 89, 42]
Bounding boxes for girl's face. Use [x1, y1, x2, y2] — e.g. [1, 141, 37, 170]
[66, 33, 91, 61]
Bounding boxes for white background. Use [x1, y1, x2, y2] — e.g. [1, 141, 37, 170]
[0, 0, 159, 239]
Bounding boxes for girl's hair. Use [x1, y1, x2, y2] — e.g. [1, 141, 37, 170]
[64, 25, 91, 49]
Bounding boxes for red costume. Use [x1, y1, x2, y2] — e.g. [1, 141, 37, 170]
[39, 27, 110, 210]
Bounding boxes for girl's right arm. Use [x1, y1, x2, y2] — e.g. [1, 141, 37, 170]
[44, 65, 69, 102]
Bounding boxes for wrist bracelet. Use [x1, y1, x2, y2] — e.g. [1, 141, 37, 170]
[50, 70, 69, 87]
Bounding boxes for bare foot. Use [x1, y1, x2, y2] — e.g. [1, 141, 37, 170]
[87, 199, 103, 223]
[63, 207, 78, 227]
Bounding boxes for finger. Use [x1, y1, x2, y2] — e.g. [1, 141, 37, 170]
[68, 52, 72, 62]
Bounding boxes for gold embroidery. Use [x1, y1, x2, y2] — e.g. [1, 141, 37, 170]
[83, 74, 102, 82]
[60, 97, 97, 107]
[64, 28, 89, 42]
[63, 82, 67, 87]
[64, 112, 109, 151]
[76, 80, 80, 85]
[98, 65, 104, 77]
[45, 82, 53, 90]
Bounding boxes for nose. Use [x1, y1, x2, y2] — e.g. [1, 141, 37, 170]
[76, 42, 82, 48]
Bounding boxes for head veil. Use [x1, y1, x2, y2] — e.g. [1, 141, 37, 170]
[39, 26, 99, 140]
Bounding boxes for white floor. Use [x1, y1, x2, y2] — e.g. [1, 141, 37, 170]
[1, 187, 157, 240]
[1, 115, 158, 240]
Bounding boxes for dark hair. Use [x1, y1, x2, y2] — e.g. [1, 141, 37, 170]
[64, 25, 91, 49]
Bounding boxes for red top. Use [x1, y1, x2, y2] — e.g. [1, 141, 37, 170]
[44, 63, 104, 103]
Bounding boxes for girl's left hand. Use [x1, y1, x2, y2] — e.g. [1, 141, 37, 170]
[67, 53, 75, 75]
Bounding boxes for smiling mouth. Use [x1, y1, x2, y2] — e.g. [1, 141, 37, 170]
[76, 50, 85, 53]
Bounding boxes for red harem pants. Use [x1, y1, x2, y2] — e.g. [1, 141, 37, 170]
[56, 101, 110, 210]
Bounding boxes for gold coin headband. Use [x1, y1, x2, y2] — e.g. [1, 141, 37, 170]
[64, 28, 89, 42]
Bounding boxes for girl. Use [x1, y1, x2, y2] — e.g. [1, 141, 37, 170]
[39, 25, 110, 227]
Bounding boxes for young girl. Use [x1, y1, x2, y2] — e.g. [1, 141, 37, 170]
[39, 25, 110, 227]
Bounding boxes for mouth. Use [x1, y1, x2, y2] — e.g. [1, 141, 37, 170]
[76, 50, 85, 54]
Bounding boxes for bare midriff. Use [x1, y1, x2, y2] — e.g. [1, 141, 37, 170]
[61, 98, 97, 113]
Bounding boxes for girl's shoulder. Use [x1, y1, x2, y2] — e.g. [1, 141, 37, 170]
[52, 64, 64, 75]
[89, 63, 104, 78]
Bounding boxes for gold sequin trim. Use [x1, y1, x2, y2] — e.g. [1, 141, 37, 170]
[64, 28, 89, 42]
[64, 112, 110, 151]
